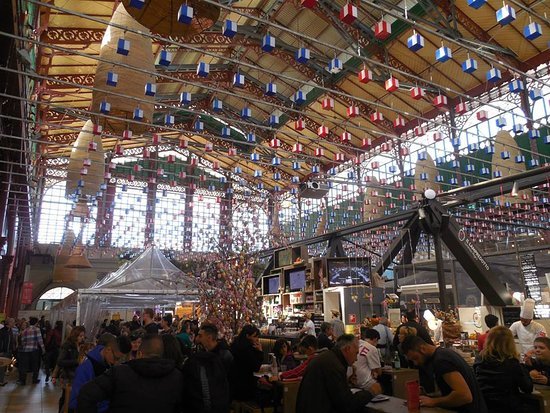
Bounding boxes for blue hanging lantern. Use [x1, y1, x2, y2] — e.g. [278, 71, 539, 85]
[407, 32, 424, 52]
[524, 22, 542, 40]
[513, 124, 524, 134]
[157, 50, 172, 66]
[528, 129, 540, 139]
[253, 170, 262, 178]
[420, 172, 428, 180]
[250, 153, 260, 162]
[291, 176, 300, 184]
[496, 117, 507, 128]
[529, 89, 543, 101]
[328, 57, 343, 73]
[480, 167, 490, 176]
[180, 92, 192, 105]
[294, 89, 306, 105]
[417, 151, 428, 161]
[241, 107, 252, 119]
[144, 82, 156, 96]
[467, 0, 486, 9]
[436, 156, 445, 165]
[451, 138, 461, 148]
[435, 46, 452, 62]
[436, 175, 444, 182]
[501, 151, 510, 160]
[493, 170, 502, 178]
[133, 108, 143, 120]
[196, 61, 209, 77]
[265, 82, 277, 96]
[272, 156, 281, 166]
[486, 67, 502, 82]
[515, 154, 525, 164]
[269, 114, 279, 126]
[292, 162, 301, 171]
[496, 4, 516, 26]
[311, 165, 320, 174]
[468, 143, 478, 153]
[273, 172, 281, 180]
[100, 101, 111, 114]
[246, 132, 256, 143]
[222, 19, 237, 38]
[509, 79, 524, 93]
[106, 71, 118, 86]
[177, 4, 194, 24]
[461, 58, 478, 74]
[164, 114, 175, 126]
[116, 38, 130, 55]
[295, 47, 310, 64]
[221, 126, 231, 138]
[194, 120, 204, 131]
[530, 159, 540, 167]
[212, 98, 223, 112]
[233, 72, 245, 87]
[262, 34, 276, 52]
[466, 164, 475, 172]
[486, 145, 495, 154]
[129, 0, 145, 9]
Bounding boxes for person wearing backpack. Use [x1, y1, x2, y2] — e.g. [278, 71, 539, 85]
[184, 324, 232, 412]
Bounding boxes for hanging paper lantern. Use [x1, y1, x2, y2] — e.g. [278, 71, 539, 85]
[106, 71, 118, 86]
[513, 124, 524, 134]
[295, 47, 310, 64]
[205, 142, 213, 152]
[228, 147, 237, 156]
[265, 82, 277, 96]
[435, 45, 452, 62]
[455, 102, 468, 114]
[157, 50, 172, 66]
[144, 82, 156, 96]
[222, 19, 237, 37]
[268, 113, 279, 126]
[467, 0, 486, 8]
[117, 38, 131, 55]
[211, 98, 223, 112]
[433, 95, 448, 107]
[362, 137, 372, 148]
[496, 117, 507, 128]
[315, 148, 325, 157]
[410, 86, 425, 100]
[394, 116, 405, 128]
[318, 125, 329, 137]
[486, 67, 502, 82]
[196, 61, 209, 77]
[122, 129, 132, 140]
[341, 131, 351, 142]
[528, 129, 540, 139]
[509, 79, 524, 93]
[339, 3, 358, 24]
[524, 22, 542, 40]
[414, 126, 426, 136]
[241, 107, 251, 119]
[370, 111, 384, 123]
[294, 89, 307, 105]
[164, 114, 174, 125]
[477, 110, 488, 121]
[262, 34, 276, 52]
[233, 72, 245, 87]
[133, 107, 144, 120]
[374, 20, 391, 40]
[322, 97, 334, 110]
[142, 148, 150, 158]
[462, 58, 478, 73]
[295, 118, 305, 130]
[177, 4, 194, 24]
[496, 4, 516, 26]
[292, 142, 303, 153]
[334, 153, 345, 162]
[407, 32, 424, 51]
[358, 68, 372, 83]
[468, 143, 478, 153]
[250, 153, 260, 162]
[433, 132, 443, 141]
[328, 57, 343, 73]
[385, 76, 399, 92]
[99, 100, 111, 114]
[269, 138, 281, 148]
[347, 105, 359, 117]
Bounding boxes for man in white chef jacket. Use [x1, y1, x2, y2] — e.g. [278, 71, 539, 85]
[510, 298, 547, 357]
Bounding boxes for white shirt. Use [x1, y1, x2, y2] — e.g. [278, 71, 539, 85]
[353, 339, 381, 390]
[303, 319, 315, 336]
[510, 320, 546, 355]
[373, 324, 394, 347]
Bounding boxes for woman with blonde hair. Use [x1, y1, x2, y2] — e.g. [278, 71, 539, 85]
[474, 326, 532, 413]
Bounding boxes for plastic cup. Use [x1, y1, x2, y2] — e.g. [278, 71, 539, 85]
[406, 380, 420, 412]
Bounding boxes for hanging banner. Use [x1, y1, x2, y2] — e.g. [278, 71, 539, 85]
[21, 282, 34, 305]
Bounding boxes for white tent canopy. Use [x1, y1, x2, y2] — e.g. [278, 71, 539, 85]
[53, 246, 199, 338]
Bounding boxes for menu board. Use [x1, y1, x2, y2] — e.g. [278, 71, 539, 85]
[520, 254, 541, 302]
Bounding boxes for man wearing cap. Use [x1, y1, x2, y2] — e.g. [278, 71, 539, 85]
[510, 298, 546, 356]
[330, 309, 345, 339]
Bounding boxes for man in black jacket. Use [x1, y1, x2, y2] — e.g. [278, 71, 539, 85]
[77, 335, 184, 413]
[296, 334, 381, 413]
[0, 318, 16, 386]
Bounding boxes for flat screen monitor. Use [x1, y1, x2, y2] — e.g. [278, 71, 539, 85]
[264, 276, 280, 295]
[288, 269, 306, 292]
[327, 258, 371, 286]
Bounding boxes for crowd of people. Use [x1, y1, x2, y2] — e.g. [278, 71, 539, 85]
[0, 298, 549, 413]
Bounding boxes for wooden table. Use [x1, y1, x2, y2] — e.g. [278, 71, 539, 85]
[366, 396, 455, 413]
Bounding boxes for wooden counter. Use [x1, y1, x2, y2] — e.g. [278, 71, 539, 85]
[366, 396, 455, 413]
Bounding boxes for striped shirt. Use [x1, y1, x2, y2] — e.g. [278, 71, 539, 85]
[19, 325, 45, 353]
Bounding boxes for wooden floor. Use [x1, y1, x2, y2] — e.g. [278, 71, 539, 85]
[0, 369, 59, 413]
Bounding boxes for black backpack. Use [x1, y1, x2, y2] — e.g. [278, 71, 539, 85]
[183, 351, 230, 413]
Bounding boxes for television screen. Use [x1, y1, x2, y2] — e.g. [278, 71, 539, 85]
[327, 258, 371, 286]
[265, 276, 280, 294]
[288, 269, 306, 291]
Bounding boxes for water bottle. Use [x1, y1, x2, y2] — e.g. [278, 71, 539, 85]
[269, 353, 278, 376]
[393, 351, 401, 370]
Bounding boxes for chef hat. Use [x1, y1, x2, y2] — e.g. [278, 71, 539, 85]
[520, 298, 536, 319]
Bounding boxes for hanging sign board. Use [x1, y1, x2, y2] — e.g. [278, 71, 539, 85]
[21, 282, 33, 305]
[348, 313, 357, 324]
